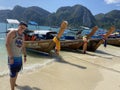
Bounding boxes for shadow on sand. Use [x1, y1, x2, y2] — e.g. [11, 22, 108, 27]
[64, 48, 120, 59]
[54, 54, 87, 69]
[16, 85, 41, 90]
[86, 49, 120, 59]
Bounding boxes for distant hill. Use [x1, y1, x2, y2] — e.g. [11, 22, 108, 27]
[0, 5, 97, 28]
[0, 5, 51, 25]
[95, 10, 120, 29]
[48, 5, 96, 28]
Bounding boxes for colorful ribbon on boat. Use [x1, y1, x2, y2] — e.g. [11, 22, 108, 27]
[103, 37, 107, 47]
[82, 35, 88, 43]
[53, 36, 61, 52]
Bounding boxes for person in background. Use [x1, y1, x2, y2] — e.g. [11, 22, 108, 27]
[82, 35, 88, 54]
[6, 21, 28, 90]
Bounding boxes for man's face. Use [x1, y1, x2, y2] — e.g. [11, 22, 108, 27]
[18, 25, 27, 33]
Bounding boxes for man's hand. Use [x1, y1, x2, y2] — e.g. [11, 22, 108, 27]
[24, 57, 27, 63]
[9, 57, 14, 64]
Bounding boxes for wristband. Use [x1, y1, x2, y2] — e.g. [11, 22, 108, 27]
[24, 55, 27, 57]
[9, 56, 13, 59]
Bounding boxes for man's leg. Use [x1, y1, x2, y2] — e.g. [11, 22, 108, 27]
[10, 73, 18, 90]
[15, 73, 18, 86]
[10, 77, 16, 90]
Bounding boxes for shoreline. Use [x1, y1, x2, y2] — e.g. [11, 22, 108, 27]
[0, 45, 120, 90]
[0, 57, 56, 77]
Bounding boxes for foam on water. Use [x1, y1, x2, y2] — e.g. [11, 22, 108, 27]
[0, 38, 5, 40]
[0, 58, 56, 77]
[23, 58, 55, 72]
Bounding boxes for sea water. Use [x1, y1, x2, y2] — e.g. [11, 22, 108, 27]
[0, 23, 59, 77]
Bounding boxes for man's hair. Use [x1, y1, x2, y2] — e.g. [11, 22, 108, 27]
[19, 21, 28, 27]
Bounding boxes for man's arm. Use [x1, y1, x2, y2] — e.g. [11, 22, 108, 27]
[6, 31, 15, 57]
[22, 35, 27, 62]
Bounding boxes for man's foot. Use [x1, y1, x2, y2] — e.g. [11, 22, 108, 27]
[15, 84, 18, 87]
[83, 51, 86, 54]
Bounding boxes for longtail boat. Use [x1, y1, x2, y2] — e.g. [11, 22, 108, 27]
[60, 26, 98, 51]
[24, 24, 98, 53]
[105, 32, 120, 46]
[24, 26, 115, 54]
[106, 38, 120, 46]
[24, 21, 68, 54]
[81, 26, 116, 52]
[82, 26, 98, 53]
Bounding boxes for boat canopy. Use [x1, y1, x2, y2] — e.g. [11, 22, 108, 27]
[34, 30, 53, 35]
[28, 21, 38, 25]
[6, 19, 20, 24]
[80, 26, 90, 30]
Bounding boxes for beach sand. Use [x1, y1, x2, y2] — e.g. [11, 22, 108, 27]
[0, 45, 120, 90]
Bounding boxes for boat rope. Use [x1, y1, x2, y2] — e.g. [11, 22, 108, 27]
[53, 36, 61, 53]
[103, 37, 107, 47]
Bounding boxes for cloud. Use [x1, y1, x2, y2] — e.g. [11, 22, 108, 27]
[104, 0, 120, 4]
[0, 6, 12, 10]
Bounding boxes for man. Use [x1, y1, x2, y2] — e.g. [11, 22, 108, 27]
[82, 35, 88, 54]
[6, 21, 28, 90]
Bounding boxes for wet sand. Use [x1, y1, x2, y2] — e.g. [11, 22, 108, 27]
[0, 45, 120, 90]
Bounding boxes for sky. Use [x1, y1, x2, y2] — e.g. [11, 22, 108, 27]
[0, 0, 120, 15]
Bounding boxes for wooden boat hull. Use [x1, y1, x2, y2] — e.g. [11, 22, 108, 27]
[24, 26, 98, 53]
[24, 40, 55, 54]
[87, 39, 101, 51]
[81, 26, 116, 52]
[24, 39, 84, 53]
[79, 39, 101, 52]
[24, 37, 102, 53]
[25, 26, 115, 53]
[24, 21, 68, 54]
[61, 39, 84, 50]
[107, 38, 120, 46]
[24, 39, 102, 53]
